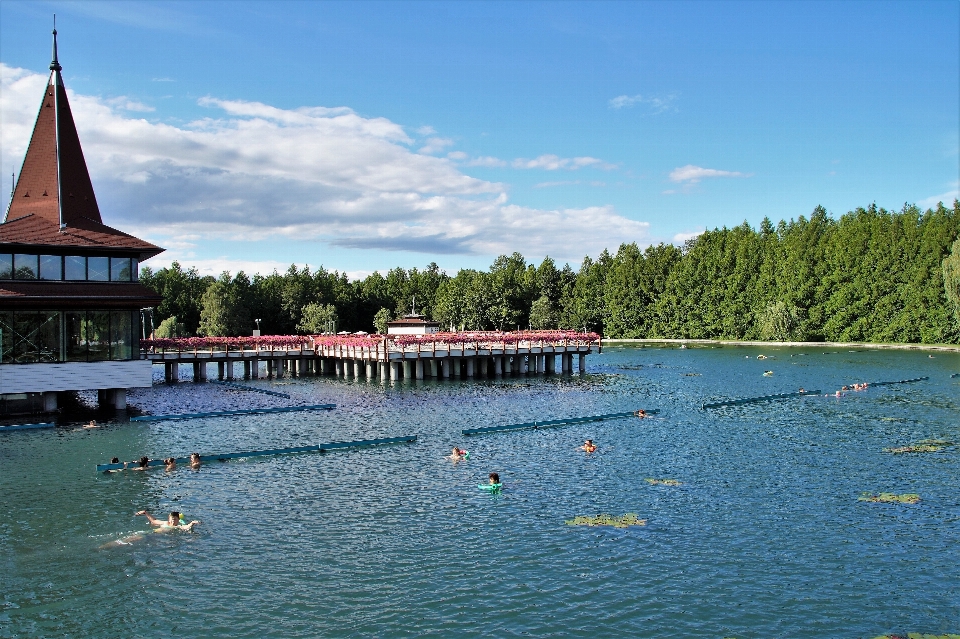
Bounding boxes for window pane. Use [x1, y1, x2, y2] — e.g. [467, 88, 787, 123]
[0, 311, 13, 363]
[38, 312, 61, 362]
[87, 311, 110, 361]
[87, 257, 109, 281]
[132, 259, 139, 281]
[110, 311, 132, 359]
[66, 312, 87, 362]
[0, 254, 12, 279]
[13, 254, 38, 279]
[39, 255, 63, 280]
[13, 312, 41, 363]
[110, 257, 132, 282]
[64, 256, 86, 280]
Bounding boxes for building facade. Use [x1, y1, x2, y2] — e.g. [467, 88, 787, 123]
[0, 30, 164, 415]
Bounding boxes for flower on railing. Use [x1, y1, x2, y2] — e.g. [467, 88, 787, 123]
[311, 335, 384, 349]
[142, 335, 313, 351]
[389, 330, 601, 348]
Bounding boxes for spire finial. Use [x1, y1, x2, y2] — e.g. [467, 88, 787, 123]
[50, 16, 62, 72]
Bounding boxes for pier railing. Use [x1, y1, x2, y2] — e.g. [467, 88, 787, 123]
[140, 330, 601, 361]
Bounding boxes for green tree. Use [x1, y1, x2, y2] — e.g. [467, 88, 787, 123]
[529, 295, 558, 329]
[298, 303, 338, 334]
[198, 275, 251, 336]
[759, 301, 800, 341]
[153, 315, 180, 338]
[943, 236, 960, 327]
[373, 307, 392, 334]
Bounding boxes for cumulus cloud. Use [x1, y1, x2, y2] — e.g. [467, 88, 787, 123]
[512, 154, 615, 171]
[609, 93, 678, 113]
[668, 164, 751, 183]
[104, 96, 155, 112]
[1, 63, 650, 261]
[672, 230, 704, 244]
[419, 137, 454, 154]
[917, 181, 959, 210]
[466, 156, 507, 167]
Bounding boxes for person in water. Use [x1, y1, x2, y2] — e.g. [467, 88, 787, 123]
[580, 439, 597, 453]
[189, 452, 202, 469]
[136, 510, 200, 532]
[83, 420, 98, 429]
[449, 447, 467, 461]
[634, 409, 647, 419]
[130, 456, 151, 471]
[488, 472, 500, 485]
[163, 457, 176, 471]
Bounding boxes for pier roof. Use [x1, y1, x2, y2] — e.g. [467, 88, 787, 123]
[1, 28, 163, 261]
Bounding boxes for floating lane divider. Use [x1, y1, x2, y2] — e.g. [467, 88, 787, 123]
[0, 422, 56, 433]
[209, 380, 291, 398]
[96, 435, 417, 472]
[702, 390, 821, 410]
[130, 404, 336, 422]
[859, 376, 928, 387]
[462, 410, 659, 436]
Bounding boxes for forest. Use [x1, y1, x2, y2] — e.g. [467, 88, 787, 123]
[140, 202, 960, 344]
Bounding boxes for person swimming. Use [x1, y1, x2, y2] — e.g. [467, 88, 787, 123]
[580, 439, 597, 453]
[189, 452, 202, 469]
[83, 420, 98, 429]
[488, 472, 500, 485]
[448, 447, 468, 461]
[136, 510, 200, 532]
[163, 457, 176, 471]
[130, 456, 151, 471]
[634, 409, 647, 419]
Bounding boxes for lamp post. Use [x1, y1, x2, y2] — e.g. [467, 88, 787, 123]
[254, 318, 261, 337]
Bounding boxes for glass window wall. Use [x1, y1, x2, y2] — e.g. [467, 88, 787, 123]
[39, 255, 63, 280]
[87, 257, 109, 282]
[13, 254, 38, 279]
[110, 257, 132, 282]
[0, 254, 11, 279]
[64, 256, 86, 280]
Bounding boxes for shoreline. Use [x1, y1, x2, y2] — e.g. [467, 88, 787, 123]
[602, 338, 960, 353]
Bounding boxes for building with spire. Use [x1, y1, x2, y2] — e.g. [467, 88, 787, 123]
[0, 28, 165, 416]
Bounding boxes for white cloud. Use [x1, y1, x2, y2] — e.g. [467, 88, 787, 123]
[446, 151, 468, 160]
[672, 230, 704, 244]
[104, 96, 155, 112]
[466, 156, 507, 167]
[917, 182, 959, 210]
[668, 164, 751, 183]
[609, 93, 678, 113]
[1, 63, 650, 262]
[145, 256, 312, 278]
[512, 154, 615, 171]
[418, 137, 454, 155]
[416, 125, 436, 136]
[152, 77, 175, 82]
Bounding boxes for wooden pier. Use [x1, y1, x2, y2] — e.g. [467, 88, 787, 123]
[143, 331, 601, 383]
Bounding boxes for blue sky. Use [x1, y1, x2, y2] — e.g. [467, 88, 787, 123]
[2, 1, 957, 277]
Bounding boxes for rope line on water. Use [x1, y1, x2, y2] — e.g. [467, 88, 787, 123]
[209, 380, 291, 398]
[96, 435, 417, 472]
[701, 390, 821, 410]
[462, 410, 659, 436]
[130, 404, 336, 422]
[0, 422, 55, 432]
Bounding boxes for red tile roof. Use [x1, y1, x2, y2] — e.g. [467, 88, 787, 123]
[2, 43, 164, 261]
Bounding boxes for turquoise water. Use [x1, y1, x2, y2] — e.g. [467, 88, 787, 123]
[2, 345, 959, 638]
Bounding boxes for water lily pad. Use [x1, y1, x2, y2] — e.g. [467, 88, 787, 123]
[645, 478, 682, 486]
[565, 513, 647, 528]
[858, 493, 921, 504]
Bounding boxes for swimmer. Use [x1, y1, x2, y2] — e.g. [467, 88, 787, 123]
[448, 447, 468, 461]
[130, 456, 151, 471]
[763, 370, 773, 376]
[757, 354, 768, 360]
[488, 472, 500, 485]
[580, 439, 597, 453]
[841, 385, 850, 391]
[103, 457, 125, 474]
[135, 510, 200, 532]
[83, 420, 98, 429]
[189, 452, 202, 469]
[798, 387, 805, 393]
[163, 457, 176, 471]
[634, 409, 647, 419]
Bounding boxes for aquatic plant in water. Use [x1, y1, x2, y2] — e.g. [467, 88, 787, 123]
[565, 513, 647, 528]
[870, 634, 960, 639]
[858, 493, 921, 504]
[645, 478, 682, 486]
[884, 439, 954, 454]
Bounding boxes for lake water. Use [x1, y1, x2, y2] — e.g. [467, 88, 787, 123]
[2, 345, 958, 638]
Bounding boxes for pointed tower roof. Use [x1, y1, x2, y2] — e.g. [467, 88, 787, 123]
[1, 28, 163, 261]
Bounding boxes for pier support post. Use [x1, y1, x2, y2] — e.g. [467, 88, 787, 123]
[442, 359, 451, 378]
[366, 361, 375, 380]
[112, 388, 126, 410]
[42, 391, 58, 412]
[380, 360, 389, 381]
[165, 362, 179, 383]
[563, 353, 572, 375]
[535, 355, 544, 374]
[402, 360, 412, 380]
[466, 358, 475, 378]
[415, 360, 424, 380]
[216, 362, 225, 380]
[251, 359, 259, 379]
[429, 359, 438, 377]
[521, 356, 529, 375]
[493, 356, 502, 376]
[225, 361, 235, 381]
[335, 360, 343, 377]
[479, 358, 488, 378]
[511, 356, 520, 375]
[390, 361, 401, 381]
[275, 359, 285, 379]
[546, 354, 556, 375]
[578, 353, 586, 373]
[193, 362, 207, 382]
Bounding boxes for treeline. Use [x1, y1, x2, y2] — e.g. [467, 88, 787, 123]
[140, 202, 960, 344]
